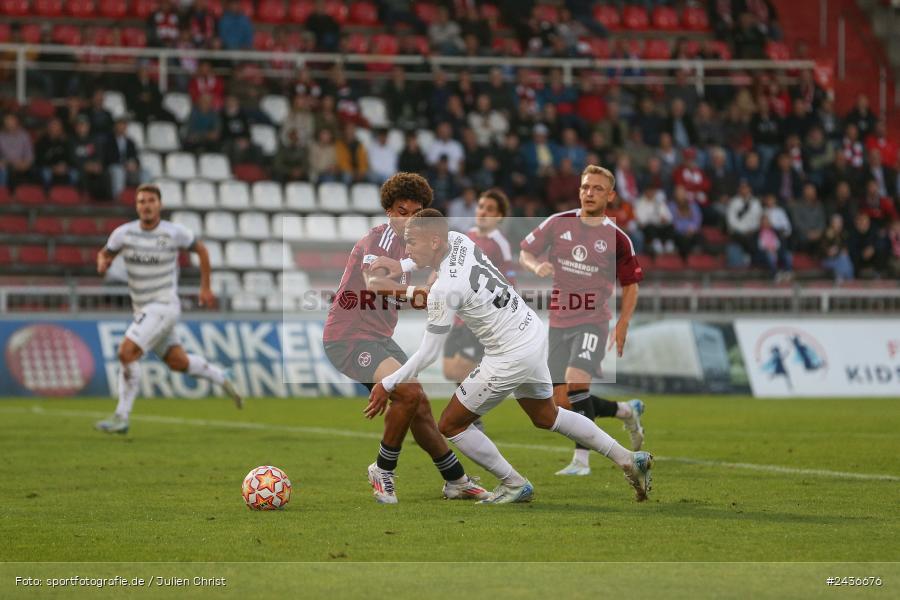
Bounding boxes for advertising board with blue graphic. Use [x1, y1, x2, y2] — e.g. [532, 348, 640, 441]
[0, 319, 364, 398]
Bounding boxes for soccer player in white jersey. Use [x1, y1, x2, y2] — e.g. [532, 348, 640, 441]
[367, 209, 653, 503]
[94, 184, 241, 434]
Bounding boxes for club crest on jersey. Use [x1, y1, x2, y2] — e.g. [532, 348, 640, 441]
[594, 239, 608, 253]
[357, 352, 372, 367]
[572, 245, 588, 262]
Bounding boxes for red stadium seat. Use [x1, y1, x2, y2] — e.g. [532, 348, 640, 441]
[0, 247, 10, 264]
[687, 254, 725, 271]
[122, 27, 147, 47]
[55, 246, 87, 266]
[534, 4, 559, 23]
[69, 0, 96, 18]
[49, 186, 81, 206]
[207, 0, 222, 17]
[27, 97, 56, 120]
[118, 187, 136, 206]
[766, 41, 791, 61]
[132, 0, 156, 19]
[33, 216, 65, 235]
[701, 226, 729, 246]
[625, 39, 645, 57]
[479, 4, 499, 20]
[683, 6, 710, 31]
[653, 254, 685, 271]
[623, 6, 649, 30]
[288, 0, 313, 23]
[652, 6, 679, 30]
[323, 0, 348, 24]
[19, 245, 50, 265]
[14, 185, 46, 206]
[709, 40, 732, 60]
[257, 0, 286, 23]
[0, 23, 10, 42]
[21, 23, 42, 43]
[409, 35, 431, 56]
[35, 0, 64, 17]
[88, 26, 116, 46]
[99, 0, 127, 19]
[593, 5, 621, 30]
[52, 25, 83, 46]
[684, 39, 701, 57]
[0, 215, 28, 233]
[238, 0, 254, 18]
[644, 39, 672, 60]
[586, 38, 610, 59]
[68, 217, 102, 236]
[414, 2, 439, 25]
[1, 0, 30, 17]
[492, 37, 522, 57]
[233, 164, 268, 183]
[0, 187, 10, 205]
[368, 33, 399, 72]
[792, 253, 818, 271]
[102, 218, 128, 234]
[345, 33, 369, 54]
[253, 30, 275, 50]
[349, 1, 379, 26]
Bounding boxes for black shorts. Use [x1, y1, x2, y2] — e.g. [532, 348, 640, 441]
[547, 323, 609, 384]
[442, 323, 485, 363]
[323, 337, 408, 391]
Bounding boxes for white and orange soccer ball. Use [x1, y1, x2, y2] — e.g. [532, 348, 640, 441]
[242, 466, 292, 510]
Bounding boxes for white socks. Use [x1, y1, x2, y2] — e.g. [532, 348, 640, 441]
[187, 354, 226, 385]
[448, 425, 528, 487]
[552, 408, 632, 468]
[115, 361, 141, 420]
[572, 448, 590, 465]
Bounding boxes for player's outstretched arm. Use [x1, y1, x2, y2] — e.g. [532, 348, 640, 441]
[96, 248, 116, 275]
[363, 267, 428, 309]
[519, 249, 554, 277]
[608, 283, 639, 357]
[365, 330, 446, 418]
[192, 240, 216, 308]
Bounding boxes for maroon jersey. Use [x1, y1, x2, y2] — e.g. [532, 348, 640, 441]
[323, 224, 410, 342]
[520, 209, 643, 327]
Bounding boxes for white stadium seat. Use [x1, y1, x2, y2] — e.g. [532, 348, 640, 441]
[154, 179, 183, 208]
[238, 211, 270, 240]
[251, 180, 284, 211]
[272, 213, 304, 242]
[250, 124, 278, 156]
[259, 240, 295, 270]
[199, 153, 232, 181]
[278, 270, 311, 295]
[387, 128, 405, 153]
[192, 240, 222, 268]
[284, 182, 317, 211]
[417, 128, 436, 154]
[171, 211, 203, 236]
[127, 121, 145, 150]
[165, 151, 197, 180]
[265, 294, 295, 312]
[146, 121, 180, 152]
[317, 182, 349, 212]
[224, 240, 258, 269]
[350, 183, 381, 214]
[243, 270, 276, 296]
[139, 151, 162, 179]
[210, 270, 240, 295]
[204, 211, 237, 239]
[260, 94, 289, 125]
[184, 179, 217, 209]
[369, 215, 387, 230]
[302, 214, 337, 241]
[162, 92, 192, 123]
[337, 214, 370, 241]
[230, 292, 262, 311]
[103, 91, 127, 119]
[359, 96, 388, 128]
[218, 181, 250, 210]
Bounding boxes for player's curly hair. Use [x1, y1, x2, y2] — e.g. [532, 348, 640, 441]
[479, 188, 510, 218]
[380, 172, 433, 211]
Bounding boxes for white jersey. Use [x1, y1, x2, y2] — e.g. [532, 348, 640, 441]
[105, 220, 195, 311]
[426, 231, 541, 355]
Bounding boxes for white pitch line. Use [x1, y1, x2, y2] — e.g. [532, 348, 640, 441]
[2, 405, 898, 483]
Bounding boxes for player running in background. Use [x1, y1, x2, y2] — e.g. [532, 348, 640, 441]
[322, 173, 487, 504]
[367, 210, 653, 503]
[519, 165, 645, 476]
[95, 184, 242, 434]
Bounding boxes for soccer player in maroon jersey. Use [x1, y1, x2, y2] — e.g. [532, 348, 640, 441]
[322, 173, 487, 504]
[442, 189, 517, 387]
[519, 164, 647, 476]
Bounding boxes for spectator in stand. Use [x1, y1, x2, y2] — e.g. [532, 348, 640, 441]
[220, 95, 263, 166]
[497, 132, 530, 196]
[428, 155, 460, 214]
[656, 132, 680, 181]
[669, 185, 703, 259]
[665, 98, 697, 150]
[817, 97, 841, 142]
[307, 1, 341, 52]
[866, 149, 896, 200]
[606, 192, 645, 254]
[521, 123, 559, 179]
[187, 0, 218, 48]
[783, 98, 818, 140]
[538, 68, 577, 115]
[218, 0, 253, 50]
[189, 61, 225, 110]
[83, 89, 114, 138]
[397, 131, 428, 175]
[308, 127, 339, 183]
[313, 95, 341, 137]
[740, 150, 767, 196]
[635, 182, 676, 255]
[708, 147, 739, 202]
[633, 96, 665, 147]
[281, 94, 315, 149]
[366, 128, 399, 185]
[859, 178, 899, 228]
[182, 94, 221, 152]
[446, 184, 478, 232]
[71, 116, 110, 201]
[384, 67, 423, 131]
[845, 94, 877, 140]
[767, 152, 803, 205]
[483, 67, 516, 117]
[848, 213, 885, 276]
[429, 6, 464, 55]
[588, 130, 615, 170]
[459, 4, 492, 50]
[335, 122, 368, 185]
[841, 123, 866, 169]
[468, 94, 508, 148]
[291, 67, 323, 104]
[641, 155, 672, 195]
[443, 95, 469, 138]
[887, 220, 900, 277]
[105, 118, 141, 200]
[758, 214, 793, 280]
[789, 183, 826, 253]
[544, 157, 580, 212]
[472, 154, 501, 191]
[694, 102, 725, 149]
[147, 0, 180, 48]
[624, 128, 654, 172]
[763, 192, 793, 241]
[727, 180, 763, 259]
[733, 12, 767, 59]
[127, 64, 175, 123]
[0, 113, 35, 190]
[557, 128, 587, 172]
[575, 73, 607, 128]
[819, 213, 854, 281]
[426, 122, 465, 174]
[614, 154, 640, 204]
[595, 100, 628, 149]
[865, 119, 898, 169]
[460, 128, 485, 176]
[673, 148, 712, 221]
[750, 100, 783, 171]
[805, 126, 835, 189]
[36, 118, 75, 187]
[273, 128, 307, 183]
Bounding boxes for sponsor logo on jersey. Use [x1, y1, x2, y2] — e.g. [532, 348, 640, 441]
[559, 231, 572, 241]
[572, 245, 588, 262]
[594, 239, 608, 253]
[357, 352, 372, 368]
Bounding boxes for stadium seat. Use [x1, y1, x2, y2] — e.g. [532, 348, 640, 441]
[250, 124, 278, 156]
[416, 129, 436, 153]
[260, 95, 290, 125]
[644, 39, 672, 60]
[358, 97, 388, 128]
[623, 6, 649, 30]
[194, 239, 223, 268]
[33, 216, 64, 236]
[318, 182, 350, 212]
[479, 3, 499, 20]
[146, 121, 180, 152]
[102, 218, 128, 234]
[686, 254, 725, 271]
[654, 254, 685, 271]
[682, 6, 710, 31]
[99, 0, 127, 18]
[165, 152, 198, 180]
[55, 246, 86, 267]
[230, 292, 263, 311]
[139, 151, 163, 179]
[172, 211, 203, 236]
[413, 2, 439, 25]
[243, 270, 276, 295]
[349, 1, 378, 25]
[368, 34, 399, 71]
[236, 0, 254, 18]
[237, 211, 271, 240]
[1, 0, 30, 17]
[204, 211, 237, 239]
[284, 182, 317, 211]
[225, 240, 258, 269]
[14, 185, 46, 206]
[218, 180, 250, 210]
[68, 0, 95, 17]
[199, 153, 232, 181]
[337, 215, 370, 241]
[26, 98, 55, 121]
[345, 33, 369, 54]
[323, 0, 347, 24]
[279, 270, 311, 297]
[162, 92, 192, 123]
[0, 215, 28, 234]
[350, 183, 381, 214]
[35, 0, 64, 17]
[52, 25, 82, 46]
[585, 38, 611, 59]
[386, 128, 405, 153]
[0, 187, 8, 205]
[766, 41, 791, 61]
[534, 4, 559, 23]
[132, 0, 155, 18]
[211, 270, 241, 294]
[251, 180, 284, 211]
[288, 0, 314, 23]
[259, 240, 294, 270]
[593, 5, 621, 30]
[272, 213, 304, 241]
[652, 6, 679, 30]
[121, 27, 147, 47]
[68, 217, 101, 236]
[701, 226, 729, 247]
[265, 293, 295, 312]
[233, 164, 267, 183]
[792, 253, 818, 271]
[184, 179, 217, 209]
[154, 178, 183, 208]
[19, 245, 50, 265]
[87, 26, 115, 47]
[709, 40, 732, 60]
[103, 91, 127, 120]
[253, 30, 275, 51]
[257, 0, 286, 23]
[303, 214, 337, 240]
[49, 185, 81, 206]
[119, 187, 136, 206]
[0, 246, 10, 265]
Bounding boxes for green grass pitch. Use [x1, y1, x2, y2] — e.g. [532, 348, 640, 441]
[1, 395, 898, 598]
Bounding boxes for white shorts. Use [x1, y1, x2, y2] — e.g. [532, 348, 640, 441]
[125, 302, 181, 357]
[455, 331, 553, 416]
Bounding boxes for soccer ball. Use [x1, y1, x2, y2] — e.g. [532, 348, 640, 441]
[242, 466, 292, 510]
